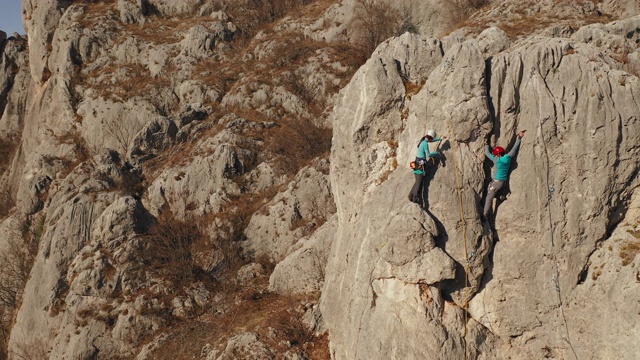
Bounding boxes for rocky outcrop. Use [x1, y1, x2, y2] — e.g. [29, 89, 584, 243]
[2, 0, 640, 359]
[269, 215, 337, 295]
[321, 17, 640, 360]
[243, 159, 335, 262]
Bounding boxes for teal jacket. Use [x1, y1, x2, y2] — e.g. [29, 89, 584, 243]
[414, 138, 441, 174]
[417, 138, 442, 159]
[485, 137, 521, 181]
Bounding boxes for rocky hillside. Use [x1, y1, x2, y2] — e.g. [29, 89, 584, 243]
[1, 0, 639, 359]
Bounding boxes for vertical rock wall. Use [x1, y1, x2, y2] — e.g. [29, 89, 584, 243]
[322, 17, 640, 360]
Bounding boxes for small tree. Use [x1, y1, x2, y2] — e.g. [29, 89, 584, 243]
[351, 0, 403, 60]
[141, 212, 201, 287]
[103, 117, 143, 155]
[0, 215, 44, 357]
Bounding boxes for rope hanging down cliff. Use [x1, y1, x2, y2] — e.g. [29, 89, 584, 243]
[446, 119, 473, 360]
[537, 114, 579, 360]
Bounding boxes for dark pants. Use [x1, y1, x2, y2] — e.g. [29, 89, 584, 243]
[483, 180, 504, 216]
[409, 173, 424, 203]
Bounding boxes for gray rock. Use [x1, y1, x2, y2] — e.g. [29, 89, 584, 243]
[128, 116, 178, 161]
[178, 80, 222, 105]
[144, 116, 267, 217]
[237, 263, 267, 284]
[216, 332, 274, 360]
[22, 0, 67, 83]
[477, 27, 511, 57]
[269, 216, 337, 295]
[146, 0, 204, 16]
[77, 96, 160, 154]
[243, 161, 335, 262]
[118, 0, 146, 24]
[321, 17, 640, 359]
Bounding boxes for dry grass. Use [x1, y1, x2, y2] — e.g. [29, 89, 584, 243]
[0, 135, 18, 175]
[55, 129, 91, 165]
[0, 135, 18, 218]
[620, 231, 640, 266]
[445, 0, 616, 39]
[262, 118, 332, 177]
[9, 337, 50, 360]
[146, 288, 327, 360]
[0, 215, 44, 357]
[226, 0, 314, 39]
[74, 0, 119, 29]
[83, 63, 172, 101]
[140, 211, 202, 287]
[350, 0, 403, 62]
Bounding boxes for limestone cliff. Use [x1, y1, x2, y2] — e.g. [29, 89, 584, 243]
[0, 0, 639, 359]
[321, 12, 640, 360]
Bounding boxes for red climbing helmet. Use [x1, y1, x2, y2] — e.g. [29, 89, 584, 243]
[493, 146, 505, 156]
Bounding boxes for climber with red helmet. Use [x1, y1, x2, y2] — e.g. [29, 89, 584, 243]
[483, 130, 526, 217]
[408, 129, 446, 205]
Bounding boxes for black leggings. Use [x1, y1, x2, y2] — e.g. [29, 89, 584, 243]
[409, 173, 424, 202]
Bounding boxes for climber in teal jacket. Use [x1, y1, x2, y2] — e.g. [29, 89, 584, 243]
[483, 131, 526, 217]
[408, 129, 445, 204]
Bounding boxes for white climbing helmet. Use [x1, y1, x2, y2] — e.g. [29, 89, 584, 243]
[426, 129, 436, 138]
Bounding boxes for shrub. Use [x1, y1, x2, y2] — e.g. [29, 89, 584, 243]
[620, 238, 640, 266]
[55, 130, 91, 164]
[0, 215, 44, 357]
[0, 135, 18, 175]
[0, 189, 15, 220]
[262, 118, 332, 177]
[225, 0, 312, 38]
[141, 212, 201, 287]
[351, 0, 403, 61]
[116, 165, 145, 199]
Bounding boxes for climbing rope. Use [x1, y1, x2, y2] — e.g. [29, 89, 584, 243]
[538, 113, 579, 360]
[446, 119, 472, 360]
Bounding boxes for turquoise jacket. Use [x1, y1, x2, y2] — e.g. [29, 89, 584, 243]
[414, 138, 441, 175]
[485, 137, 521, 181]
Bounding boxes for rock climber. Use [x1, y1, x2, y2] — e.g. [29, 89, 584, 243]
[483, 130, 526, 218]
[408, 129, 445, 204]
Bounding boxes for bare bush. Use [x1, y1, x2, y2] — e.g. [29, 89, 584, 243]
[0, 215, 44, 357]
[141, 212, 201, 287]
[0, 135, 18, 175]
[103, 117, 145, 155]
[115, 165, 145, 199]
[55, 130, 91, 164]
[263, 119, 332, 177]
[225, 0, 312, 38]
[0, 188, 15, 220]
[446, 0, 491, 29]
[351, 0, 403, 61]
[10, 337, 49, 360]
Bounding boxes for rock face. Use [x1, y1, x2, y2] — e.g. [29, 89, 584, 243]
[1, 0, 640, 359]
[320, 16, 640, 360]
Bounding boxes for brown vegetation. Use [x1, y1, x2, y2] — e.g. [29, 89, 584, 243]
[55, 129, 91, 165]
[0, 215, 45, 358]
[351, 0, 403, 62]
[0, 135, 19, 218]
[620, 232, 640, 266]
[226, 0, 313, 39]
[147, 289, 328, 360]
[141, 211, 203, 287]
[445, 0, 615, 38]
